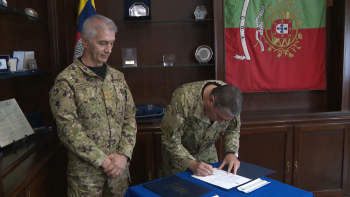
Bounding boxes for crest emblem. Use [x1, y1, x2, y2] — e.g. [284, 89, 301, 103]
[263, 0, 304, 58]
[272, 19, 293, 38]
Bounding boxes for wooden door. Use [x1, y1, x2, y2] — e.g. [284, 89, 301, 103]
[129, 132, 155, 186]
[293, 123, 349, 196]
[235, 126, 293, 184]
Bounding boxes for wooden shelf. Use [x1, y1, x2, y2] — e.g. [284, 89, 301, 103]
[0, 4, 48, 24]
[115, 64, 214, 69]
[0, 69, 48, 79]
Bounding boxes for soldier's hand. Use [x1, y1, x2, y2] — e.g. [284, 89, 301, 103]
[101, 157, 112, 169]
[103, 153, 128, 178]
[217, 153, 240, 175]
[188, 161, 214, 176]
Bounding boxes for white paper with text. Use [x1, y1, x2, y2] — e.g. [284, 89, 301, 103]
[191, 168, 251, 190]
[0, 99, 34, 147]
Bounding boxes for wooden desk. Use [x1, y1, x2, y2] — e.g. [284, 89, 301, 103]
[0, 131, 67, 197]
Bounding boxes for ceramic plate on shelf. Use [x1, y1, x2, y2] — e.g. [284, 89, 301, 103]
[25, 8, 38, 18]
[195, 45, 213, 63]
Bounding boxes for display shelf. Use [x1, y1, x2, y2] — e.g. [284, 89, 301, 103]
[66, 18, 213, 26]
[115, 64, 214, 69]
[0, 69, 48, 79]
[0, 4, 48, 24]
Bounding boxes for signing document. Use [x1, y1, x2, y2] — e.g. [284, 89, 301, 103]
[0, 99, 34, 147]
[191, 168, 251, 190]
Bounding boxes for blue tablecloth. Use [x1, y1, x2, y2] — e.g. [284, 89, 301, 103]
[125, 163, 314, 197]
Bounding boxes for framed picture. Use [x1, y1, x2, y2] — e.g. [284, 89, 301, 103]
[24, 51, 35, 70]
[0, 58, 7, 71]
[0, 55, 10, 72]
[27, 59, 37, 70]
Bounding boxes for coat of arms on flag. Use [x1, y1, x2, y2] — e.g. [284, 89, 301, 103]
[225, 0, 326, 92]
[272, 19, 293, 39]
[74, 0, 96, 61]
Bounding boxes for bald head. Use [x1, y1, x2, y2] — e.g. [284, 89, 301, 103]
[81, 14, 117, 41]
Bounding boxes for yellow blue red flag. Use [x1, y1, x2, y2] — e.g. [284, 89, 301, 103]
[74, 0, 96, 60]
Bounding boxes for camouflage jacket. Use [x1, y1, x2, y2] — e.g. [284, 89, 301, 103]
[49, 59, 137, 176]
[160, 80, 240, 177]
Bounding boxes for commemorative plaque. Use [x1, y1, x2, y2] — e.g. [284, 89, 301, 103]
[122, 48, 137, 67]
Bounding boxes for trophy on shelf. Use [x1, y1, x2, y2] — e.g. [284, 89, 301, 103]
[122, 48, 137, 67]
[194, 6, 207, 20]
[163, 54, 175, 66]
[124, 0, 151, 20]
[195, 45, 213, 64]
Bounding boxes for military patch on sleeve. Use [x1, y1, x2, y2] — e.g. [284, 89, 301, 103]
[163, 112, 180, 131]
[50, 96, 71, 117]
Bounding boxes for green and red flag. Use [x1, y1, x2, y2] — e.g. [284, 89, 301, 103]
[225, 0, 326, 92]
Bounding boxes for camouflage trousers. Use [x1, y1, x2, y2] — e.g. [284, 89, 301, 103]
[67, 169, 129, 197]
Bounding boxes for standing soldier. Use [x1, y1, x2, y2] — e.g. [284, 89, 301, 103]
[161, 80, 242, 177]
[49, 15, 136, 196]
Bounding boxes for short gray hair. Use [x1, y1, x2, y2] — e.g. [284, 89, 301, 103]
[81, 14, 117, 41]
[211, 85, 243, 117]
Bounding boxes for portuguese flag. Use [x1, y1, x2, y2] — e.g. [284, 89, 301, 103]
[225, 0, 326, 92]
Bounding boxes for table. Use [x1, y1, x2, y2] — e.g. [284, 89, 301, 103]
[125, 163, 315, 197]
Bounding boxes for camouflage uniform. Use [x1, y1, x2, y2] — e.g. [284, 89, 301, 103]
[49, 59, 136, 196]
[161, 80, 240, 177]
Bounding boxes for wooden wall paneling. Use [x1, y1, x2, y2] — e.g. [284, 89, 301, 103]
[154, 132, 163, 179]
[27, 166, 55, 197]
[51, 144, 68, 197]
[342, 0, 350, 111]
[293, 123, 348, 196]
[327, 0, 345, 111]
[47, 0, 72, 75]
[129, 132, 155, 186]
[345, 123, 350, 195]
[47, 0, 61, 78]
[237, 126, 293, 183]
[214, 0, 225, 81]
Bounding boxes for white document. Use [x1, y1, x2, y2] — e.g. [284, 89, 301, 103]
[237, 178, 270, 193]
[191, 168, 251, 190]
[13, 51, 25, 71]
[9, 58, 18, 71]
[0, 99, 34, 148]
